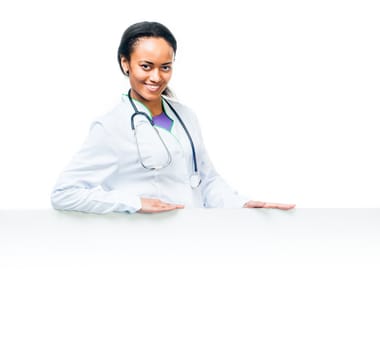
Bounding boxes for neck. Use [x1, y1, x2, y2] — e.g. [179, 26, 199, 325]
[148, 103, 163, 116]
[129, 90, 162, 116]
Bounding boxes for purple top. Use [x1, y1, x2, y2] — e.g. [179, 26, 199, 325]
[152, 112, 174, 132]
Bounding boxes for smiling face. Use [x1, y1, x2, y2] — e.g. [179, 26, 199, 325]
[121, 37, 174, 114]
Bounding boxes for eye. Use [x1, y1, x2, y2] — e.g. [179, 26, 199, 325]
[161, 65, 172, 72]
[140, 64, 151, 70]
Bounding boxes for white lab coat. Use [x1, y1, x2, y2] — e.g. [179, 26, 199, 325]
[51, 95, 249, 213]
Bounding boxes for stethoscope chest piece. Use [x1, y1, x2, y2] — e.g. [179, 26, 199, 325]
[190, 173, 201, 189]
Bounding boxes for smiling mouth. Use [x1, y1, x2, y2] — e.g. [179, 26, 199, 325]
[145, 84, 161, 92]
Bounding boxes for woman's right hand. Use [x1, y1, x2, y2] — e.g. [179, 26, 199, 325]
[138, 198, 185, 213]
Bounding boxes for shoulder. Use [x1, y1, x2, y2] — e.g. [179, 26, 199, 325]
[96, 98, 130, 123]
[163, 97, 204, 144]
[91, 96, 134, 133]
[163, 96, 198, 121]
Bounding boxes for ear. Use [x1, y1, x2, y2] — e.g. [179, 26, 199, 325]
[120, 56, 130, 75]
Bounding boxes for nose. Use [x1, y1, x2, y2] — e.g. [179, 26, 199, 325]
[149, 68, 161, 83]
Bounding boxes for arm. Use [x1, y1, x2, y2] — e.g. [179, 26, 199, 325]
[193, 114, 295, 210]
[51, 121, 142, 214]
[198, 146, 250, 208]
[188, 114, 249, 208]
[199, 147, 295, 210]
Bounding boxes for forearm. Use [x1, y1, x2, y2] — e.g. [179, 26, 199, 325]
[51, 186, 142, 214]
[201, 175, 249, 208]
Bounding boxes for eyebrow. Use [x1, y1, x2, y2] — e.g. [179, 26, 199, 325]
[139, 60, 173, 66]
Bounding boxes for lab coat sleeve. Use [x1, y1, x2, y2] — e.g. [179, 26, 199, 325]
[193, 119, 250, 208]
[51, 121, 142, 214]
[199, 147, 250, 208]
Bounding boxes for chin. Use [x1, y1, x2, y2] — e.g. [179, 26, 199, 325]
[143, 89, 164, 100]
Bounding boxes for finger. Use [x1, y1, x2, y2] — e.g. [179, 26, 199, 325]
[156, 201, 184, 209]
[155, 206, 179, 212]
[243, 201, 296, 210]
[263, 202, 296, 210]
[243, 201, 266, 208]
[139, 206, 176, 213]
[140, 201, 184, 213]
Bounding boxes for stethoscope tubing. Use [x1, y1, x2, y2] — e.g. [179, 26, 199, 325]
[162, 97, 198, 174]
[128, 90, 199, 178]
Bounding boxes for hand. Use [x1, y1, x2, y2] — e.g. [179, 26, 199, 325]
[243, 200, 296, 210]
[138, 198, 185, 213]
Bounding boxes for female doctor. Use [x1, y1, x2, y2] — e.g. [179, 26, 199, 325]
[51, 21, 295, 214]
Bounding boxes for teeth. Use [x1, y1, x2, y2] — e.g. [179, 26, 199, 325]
[146, 84, 160, 91]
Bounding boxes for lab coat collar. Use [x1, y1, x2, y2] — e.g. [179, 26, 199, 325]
[121, 93, 153, 117]
[121, 93, 178, 121]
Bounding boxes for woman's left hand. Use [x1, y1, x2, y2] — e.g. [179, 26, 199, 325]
[243, 201, 296, 210]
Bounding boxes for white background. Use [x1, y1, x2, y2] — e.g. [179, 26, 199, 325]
[0, 0, 379, 209]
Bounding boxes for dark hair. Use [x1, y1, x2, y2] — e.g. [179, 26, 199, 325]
[117, 21, 177, 73]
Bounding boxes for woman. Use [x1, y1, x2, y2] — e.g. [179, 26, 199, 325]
[51, 21, 295, 214]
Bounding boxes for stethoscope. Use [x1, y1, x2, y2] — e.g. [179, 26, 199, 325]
[128, 90, 201, 189]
